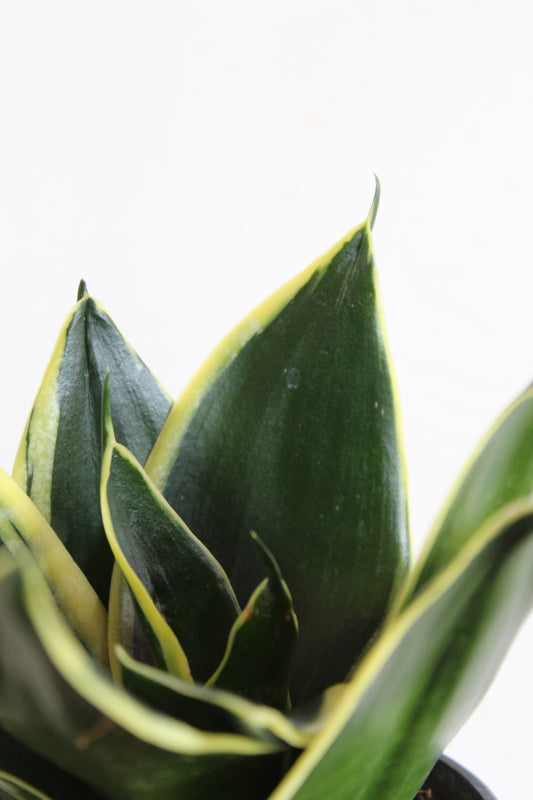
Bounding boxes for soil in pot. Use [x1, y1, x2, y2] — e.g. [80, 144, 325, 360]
[416, 756, 497, 800]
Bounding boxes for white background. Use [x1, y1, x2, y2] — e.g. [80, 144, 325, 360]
[1, 2, 532, 798]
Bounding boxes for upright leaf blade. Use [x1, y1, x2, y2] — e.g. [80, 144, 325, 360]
[12, 288, 172, 604]
[208, 534, 298, 711]
[147, 191, 409, 703]
[101, 393, 240, 682]
[268, 499, 533, 800]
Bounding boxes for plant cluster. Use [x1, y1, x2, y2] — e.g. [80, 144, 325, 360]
[0, 184, 532, 800]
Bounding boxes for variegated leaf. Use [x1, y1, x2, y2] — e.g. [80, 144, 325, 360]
[13, 283, 172, 604]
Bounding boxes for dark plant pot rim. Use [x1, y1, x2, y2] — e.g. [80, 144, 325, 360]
[422, 755, 497, 800]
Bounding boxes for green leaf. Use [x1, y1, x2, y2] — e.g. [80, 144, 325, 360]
[0, 774, 53, 800]
[107, 565, 156, 679]
[101, 391, 240, 682]
[287, 684, 348, 737]
[0, 726, 102, 800]
[12, 287, 172, 604]
[0, 553, 286, 800]
[208, 533, 298, 711]
[146, 185, 410, 703]
[397, 383, 533, 608]
[268, 498, 533, 800]
[0, 469, 107, 664]
[116, 647, 309, 748]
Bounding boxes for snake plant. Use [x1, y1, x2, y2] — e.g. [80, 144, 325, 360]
[0, 181, 532, 800]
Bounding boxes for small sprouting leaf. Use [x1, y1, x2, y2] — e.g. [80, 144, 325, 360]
[208, 533, 298, 711]
[146, 189, 409, 703]
[101, 391, 240, 682]
[12, 287, 172, 604]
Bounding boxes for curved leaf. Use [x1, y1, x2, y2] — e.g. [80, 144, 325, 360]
[268, 499, 533, 800]
[397, 383, 533, 608]
[12, 285, 172, 604]
[0, 553, 285, 800]
[101, 393, 240, 682]
[116, 647, 308, 748]
[0, 468, 107, 664]
[146, 185, 409, 703]
[0, 774, 53, 800]
[287, 685, 348, 737]
[208, 534, 298, 711]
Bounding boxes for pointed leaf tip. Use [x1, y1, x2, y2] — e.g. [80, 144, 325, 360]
[77, 279, 88, 301]
[250, 531, 282, 585]
[367, 174, 381, 231]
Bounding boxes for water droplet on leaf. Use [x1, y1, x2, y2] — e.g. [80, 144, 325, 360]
[286, 367, 300, 390]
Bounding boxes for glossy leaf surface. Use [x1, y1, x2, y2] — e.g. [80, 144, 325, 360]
[147, 193, 409, 702]
[269, 499, 533, 800]
[0, 555, 284, 800]
[101, 397, 240, 682]
[12, 287, 172, 603]
[209, 534, 298, 711]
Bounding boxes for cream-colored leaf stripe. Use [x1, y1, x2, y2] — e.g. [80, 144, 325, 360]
[12, 291, 172, 509]
[116, 646, 310, 749]
[107, 563, 135, 684]
[100, 440, 192, 682]
[13, 555, 283, 757]
[267, 497, 533, 800]
[11, 295, 74, 513]
[0, 771, 54, 800]
[0, 467, 108, 665]
[391, 382, 533, 614]
[207, 578, 269, 687]
[146, 219, 371, 490]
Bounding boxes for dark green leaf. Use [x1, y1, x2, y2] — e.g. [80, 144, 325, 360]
[208, 533, 298, 711]
[268, 499, 533, 800]
[0, 774, 52, 800]
[146, 193, 409, 703]
[101, 397, 240, 682]
[0, 726, 101, 800]
[0, 554, 285, 800]
[107, 565, 157, 677]
[12, 290, 172, 604]
[116, 647, 308, 748]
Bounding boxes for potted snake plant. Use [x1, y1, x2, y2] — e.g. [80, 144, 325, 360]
[0, 180, 530, 800]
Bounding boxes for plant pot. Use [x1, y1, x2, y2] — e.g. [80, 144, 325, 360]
[420, 756, 497, 800]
